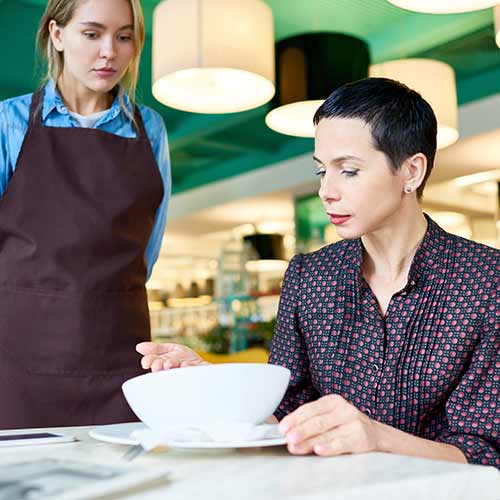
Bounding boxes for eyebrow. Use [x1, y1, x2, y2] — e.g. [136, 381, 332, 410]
[312, 155, 363, 166]
[79, 22, 134, 30]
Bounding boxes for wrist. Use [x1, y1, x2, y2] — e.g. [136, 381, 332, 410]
[373, 419, 393, 453]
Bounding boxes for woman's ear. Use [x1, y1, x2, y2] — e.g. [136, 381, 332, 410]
[48, 20, 64, 52]
[402, 153, 428, 193]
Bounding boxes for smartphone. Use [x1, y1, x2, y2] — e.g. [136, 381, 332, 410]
[0, 431, 77, 447]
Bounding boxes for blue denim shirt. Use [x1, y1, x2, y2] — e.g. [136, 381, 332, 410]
[0, 81, 171, 280]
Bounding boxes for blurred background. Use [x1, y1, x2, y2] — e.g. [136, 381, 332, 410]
[2, 0, 500, 359]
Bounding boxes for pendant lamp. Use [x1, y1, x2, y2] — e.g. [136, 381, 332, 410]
[387, 0, 500, 14]
[265, 33, 370, 137]
[369, 59, 459, 149]
[152, 0, 275, 114]
[495, 6, 500, 48]
[243, 234, 288, 272]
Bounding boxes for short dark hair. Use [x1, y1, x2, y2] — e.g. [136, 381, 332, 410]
[313, 77, 437, 197]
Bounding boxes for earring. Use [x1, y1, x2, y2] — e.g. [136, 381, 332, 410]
[404, 186, 412, 194]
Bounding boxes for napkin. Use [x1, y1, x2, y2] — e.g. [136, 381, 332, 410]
[131, 423, 283, 449]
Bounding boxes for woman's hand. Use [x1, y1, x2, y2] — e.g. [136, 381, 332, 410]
[136, 342, 209, 371]
[278, 394, 381, 456]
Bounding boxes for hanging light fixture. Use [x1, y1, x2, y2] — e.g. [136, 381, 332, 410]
[495, 6, 500, 48]
[152, 0, 275, 114]
[265, 33, 370, 137]
[387, 0, 500, 14]
[370, 59, 459, 149]
[243, 234, 288, 272]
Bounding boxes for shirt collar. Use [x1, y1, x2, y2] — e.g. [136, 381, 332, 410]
[41, 80, 133, 124]
[407, 213, 449, 284]
[41, 80, 66, 120]
[346, 213, 449, 288]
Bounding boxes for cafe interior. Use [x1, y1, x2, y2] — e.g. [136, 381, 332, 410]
[154, 0, 500, 363]
[0, 0, 500, 500]
[2, 0, 500, 361]
[0, 0, 500, 362]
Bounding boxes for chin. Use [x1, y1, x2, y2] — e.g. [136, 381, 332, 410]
[334, 224, 363, 240]
[88, 79, 119, 95]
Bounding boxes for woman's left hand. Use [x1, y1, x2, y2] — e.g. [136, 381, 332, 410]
[278, 394, 382, 456]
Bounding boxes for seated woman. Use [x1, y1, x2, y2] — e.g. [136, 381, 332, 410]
[137, 78, 500, 469]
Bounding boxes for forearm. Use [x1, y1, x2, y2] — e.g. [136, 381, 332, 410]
[375, 421, 467, 464]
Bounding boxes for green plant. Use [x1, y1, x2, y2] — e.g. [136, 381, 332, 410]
[201, 324, 232, 354]
[246, 317, 276, 350]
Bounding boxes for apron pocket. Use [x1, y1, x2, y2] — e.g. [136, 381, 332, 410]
[0, 286, 99, 375]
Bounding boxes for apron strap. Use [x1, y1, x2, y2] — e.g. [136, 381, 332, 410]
[29, 87, 45, 129]
[133, 104, 148, 140]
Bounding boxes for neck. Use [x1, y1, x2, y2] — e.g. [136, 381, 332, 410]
[57, 73, 113, 115]
[361, 203, 428, 282]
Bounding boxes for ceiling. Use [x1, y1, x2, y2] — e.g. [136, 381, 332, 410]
[1, 0, 500, 194]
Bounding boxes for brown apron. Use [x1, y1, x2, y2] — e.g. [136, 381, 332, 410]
[0, 88, 164, 429]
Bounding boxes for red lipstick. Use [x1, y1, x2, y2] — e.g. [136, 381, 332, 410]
[328, 213, 351, 225]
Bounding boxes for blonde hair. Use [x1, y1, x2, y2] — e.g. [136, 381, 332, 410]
[36, 0, 145, 124]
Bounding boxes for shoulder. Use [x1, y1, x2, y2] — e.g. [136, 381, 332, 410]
[287, 238, 354, 279]
[302, 238, 354, 271]
[447, 232, 500, 269]
[137, 104, 167, 142]
[0, 92, 33, 111]
[442, 231, 500, 302]
[428, 216, 499, 267]
[0, 92, 33, 131]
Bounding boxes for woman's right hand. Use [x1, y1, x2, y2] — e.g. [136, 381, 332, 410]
[136, 342, 209, 372]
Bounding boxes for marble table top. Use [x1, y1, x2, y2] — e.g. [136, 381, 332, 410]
[0, 425, 499, 500]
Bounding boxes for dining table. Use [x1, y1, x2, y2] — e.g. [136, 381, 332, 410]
[0, 424, 499, 500]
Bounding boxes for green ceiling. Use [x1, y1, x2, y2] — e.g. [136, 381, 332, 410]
[1, 0, 500, 194]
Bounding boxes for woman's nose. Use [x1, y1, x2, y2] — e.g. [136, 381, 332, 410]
[319, 177, 341, 202]
[100, 37, 116, 59]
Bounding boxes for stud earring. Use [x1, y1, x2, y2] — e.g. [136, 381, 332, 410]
[405, 186, 412, 194]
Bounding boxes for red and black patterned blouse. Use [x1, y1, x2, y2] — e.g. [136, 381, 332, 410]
[269, 216, 500, 468]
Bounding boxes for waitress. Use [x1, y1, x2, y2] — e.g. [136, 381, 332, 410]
[0, 0, 170, 429]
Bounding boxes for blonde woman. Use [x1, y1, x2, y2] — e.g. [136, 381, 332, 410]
[0, 0, 170, 429]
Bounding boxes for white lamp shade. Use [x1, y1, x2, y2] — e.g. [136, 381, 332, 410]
[387, 0, 500, 13]
[495, 6, 500, 48]
[152, 0, 275, 114]
[265, 100, 324, 138]
[370, 59, 459, 149]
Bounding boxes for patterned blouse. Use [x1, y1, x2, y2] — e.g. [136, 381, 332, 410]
[269, 216, 500, 468]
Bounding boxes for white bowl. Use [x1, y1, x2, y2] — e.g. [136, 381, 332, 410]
[122, 363, 290, 431]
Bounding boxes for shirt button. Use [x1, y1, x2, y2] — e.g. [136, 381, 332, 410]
[373, 364, 380, 373]
[365, 408, 372, 416]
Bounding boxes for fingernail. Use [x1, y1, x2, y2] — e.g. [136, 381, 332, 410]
[286, 432, 300, 444]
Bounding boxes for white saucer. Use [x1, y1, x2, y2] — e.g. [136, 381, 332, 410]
[89, 422, 286, 449]
[161, 437, 286, 450]
[89, 422, 144, 446]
